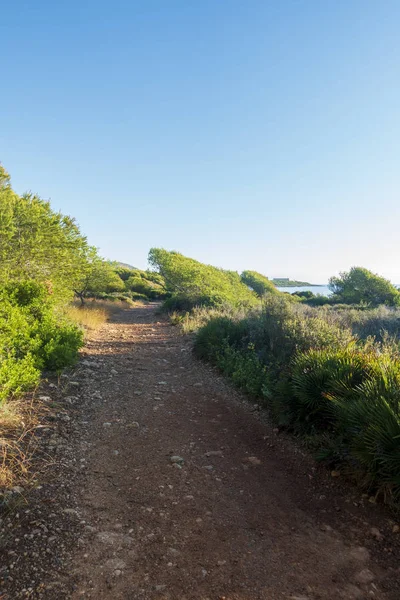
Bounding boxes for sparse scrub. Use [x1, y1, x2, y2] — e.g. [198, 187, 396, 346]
[194, 294, 400, 503]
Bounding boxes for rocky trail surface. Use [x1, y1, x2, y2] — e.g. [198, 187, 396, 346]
[1, 303, 399, 600]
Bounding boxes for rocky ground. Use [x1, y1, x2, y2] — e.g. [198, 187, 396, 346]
[1, 303, 399, 600]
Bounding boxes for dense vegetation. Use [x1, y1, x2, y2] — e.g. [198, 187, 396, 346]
[0, 164, 170, 408]
[329, 267, 400, 307]
[240, 270, 279, 297]
[148, 248, 258, 310]
[152, 251, 400, 504]
[2, 161, 400, 506]
[0, 165, 92, 401]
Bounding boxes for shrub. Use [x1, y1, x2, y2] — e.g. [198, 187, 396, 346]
[0, 354, 40, 403]
[288, 347, 377, 433]
[240, 270, 279, 297]
[0, 281, 84, 401]
[149, 248, 258, 309]
[330, 353, 400, 500]
[329, 267, 400, 307]
[36, 316, 83, 371]
[194, 294, 400, 502]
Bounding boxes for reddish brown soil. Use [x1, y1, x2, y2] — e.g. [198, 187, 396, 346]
[69, 305, 399, 600]
[1, 303, 399, 600]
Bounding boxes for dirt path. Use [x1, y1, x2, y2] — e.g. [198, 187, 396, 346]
[55, 305, 398, 598]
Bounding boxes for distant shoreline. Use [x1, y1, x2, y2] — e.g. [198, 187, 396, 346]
[277, 284, 325, 288]
[272, 279, 325, 288]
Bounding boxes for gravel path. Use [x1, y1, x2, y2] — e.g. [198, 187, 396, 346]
[68, 304, 398, 600]
[1, 303, 399, 599]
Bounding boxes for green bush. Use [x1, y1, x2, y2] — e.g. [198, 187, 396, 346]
[0, 281, 84, 402]
[149, 248, 258, 309]
[240, 270, 279, 297]
[36, 315, 83, 371]
[288, 347, 377, 433]
[194, 316, 250, 361]
[0, 354, 40, 402]
[330, 355, 400, 500]
[329, 267, 400, 307]
[194, 294, 400, 502]
[163, 294, 216, 313]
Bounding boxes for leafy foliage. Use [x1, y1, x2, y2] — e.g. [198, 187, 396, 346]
[0, 281, 83, 402]
[148, 248, 258, 309]
[124, 269, 167, 300]
[0, 166, 89, 403]
[194, 293, 400, 502]
[74, 251, 125, 304]
[329, 267, 400, 307]
[240, 270, 279, 297]
[0, 166, 90, 302]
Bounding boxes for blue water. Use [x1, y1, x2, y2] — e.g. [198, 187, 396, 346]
[276, 285, 332, 296]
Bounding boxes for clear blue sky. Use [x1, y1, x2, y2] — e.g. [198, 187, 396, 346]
[1, 1, 399, 283]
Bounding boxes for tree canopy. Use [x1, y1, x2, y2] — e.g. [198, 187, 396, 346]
[148, 248, 258, 308]
[240, 270, 279, 297]
[0, 165, 90, 301]
[329, 267, 400, 307]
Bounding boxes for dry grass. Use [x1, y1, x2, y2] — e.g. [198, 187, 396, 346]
[65, 304, 109, 331]
[65, 298, 136, 334]
[0, 395, 43, 492]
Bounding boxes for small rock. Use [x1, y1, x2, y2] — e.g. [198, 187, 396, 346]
[103, 422, 112, 427]
[167, 548, 180, 557]
[96, 531, 133, 548]
[205, 450, 223, 457]
[350, 547, 370, 562]
[331, 470, 341, 478]
[155, 585, 166, 591]
[105, 558, 126, 571]
[246, 456, 261, 466]
[342, 586, 364, 600]
[354, 569, 375, 585]
[134, 391, 142, 396]
[320, 524, 333, 533]
[392, 524, 399, 533]
[203, 465, 214, 471]
[170, 456, 184, 465]
[370, 527, 383, 541]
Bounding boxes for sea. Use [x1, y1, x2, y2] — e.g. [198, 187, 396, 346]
[276, 285, 332, 296]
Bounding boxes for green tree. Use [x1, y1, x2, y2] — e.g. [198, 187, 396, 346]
[241, 270, 279, 297]
[148, 248, 257, 308]
[329, 267, 400, 307]
[74, 251, 124, 304]
[0, 166, 89, 301]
